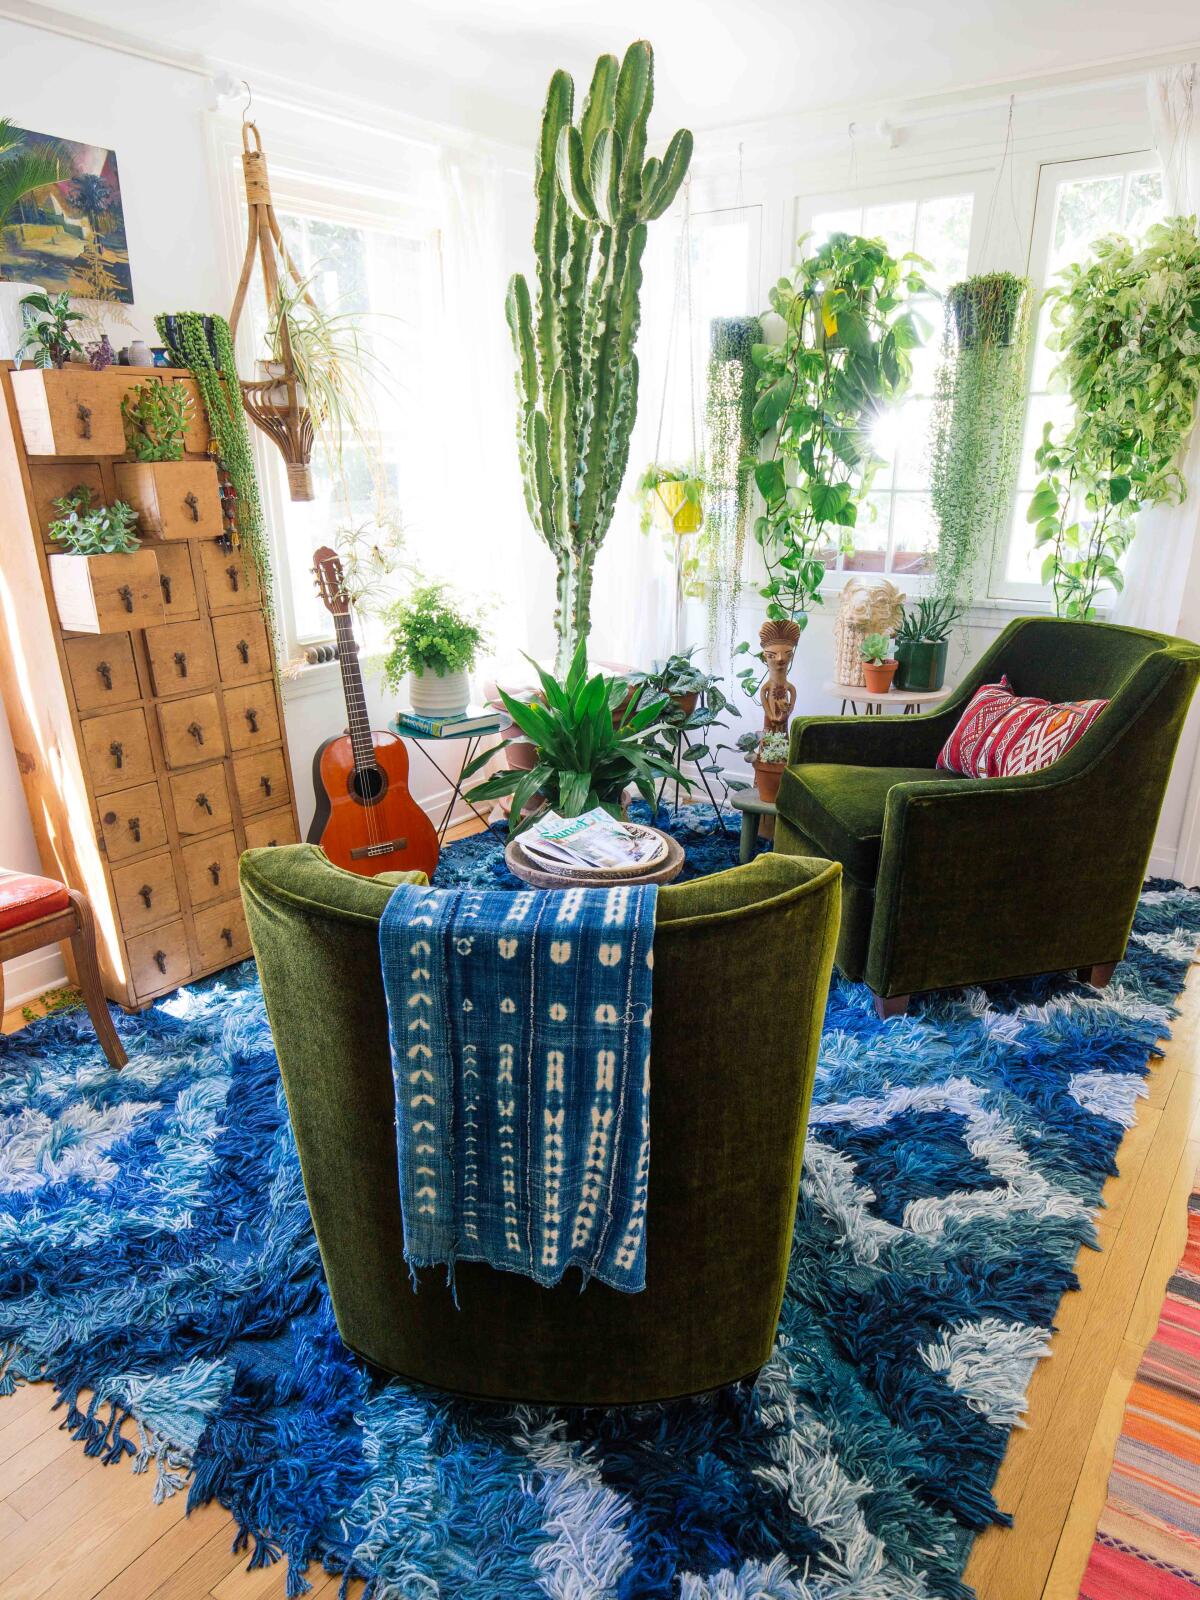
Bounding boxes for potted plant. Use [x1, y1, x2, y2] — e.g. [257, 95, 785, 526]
[893, 596, 962, 691]
[736, 728, 790, 805]
[46, 485, 164, 633]
[113, 375, 222, 540]
[636, 463, 705, 536]
[381, 582, 487, 717]
[120, 375, 192, 461]
[625, 647, 731, 800]
[947, 272, 1026, 350]
[13, 290, 85, 369]
[463, 644, 686, 834]
[860, 632, 897, 694]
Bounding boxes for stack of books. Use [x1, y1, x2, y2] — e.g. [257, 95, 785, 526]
[396, 703, 503, 738]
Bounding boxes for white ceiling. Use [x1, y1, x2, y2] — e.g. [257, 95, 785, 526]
[32, 0, 1200, 145]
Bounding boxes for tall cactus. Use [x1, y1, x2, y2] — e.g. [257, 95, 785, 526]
[507, 40, 692, 676]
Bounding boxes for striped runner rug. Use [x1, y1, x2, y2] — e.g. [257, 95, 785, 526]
[1079, 1162, 1200, 1598]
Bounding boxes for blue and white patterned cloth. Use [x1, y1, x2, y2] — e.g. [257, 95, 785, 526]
[379, 882, 657, 1294]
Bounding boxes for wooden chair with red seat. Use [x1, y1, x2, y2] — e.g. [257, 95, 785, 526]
[0, 871, 127, 1068]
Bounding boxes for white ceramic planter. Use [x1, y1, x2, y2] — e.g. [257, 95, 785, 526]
[409, 666, 470, 717]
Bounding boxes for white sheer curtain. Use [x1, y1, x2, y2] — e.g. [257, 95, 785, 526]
[1114, 63, 1200, 633]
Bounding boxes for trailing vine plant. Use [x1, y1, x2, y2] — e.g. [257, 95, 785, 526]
[745, 232, 927, 662]
[697, 315, 761, 664]
[929, 272, 1030, 608]
[1030, 216, 1200, 618]
[156, 311, 275, 639]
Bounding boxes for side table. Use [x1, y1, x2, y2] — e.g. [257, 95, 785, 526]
[389, 715, 510, 846]
[729, 790, 776, 864]
[504, 827, 685, 889]
[822, 680, 954, 717]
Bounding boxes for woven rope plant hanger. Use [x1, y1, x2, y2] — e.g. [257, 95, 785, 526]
[229, 121, 316, 501]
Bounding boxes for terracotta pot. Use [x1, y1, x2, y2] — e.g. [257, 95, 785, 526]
[506, 739, 539, 772]
[672, 689, 699, 719]
[862, 660, 898, 695]
[753, 759, 786, 805]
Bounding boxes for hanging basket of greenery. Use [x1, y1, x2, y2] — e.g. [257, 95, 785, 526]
[929, 272, 1031, 610]
[698, 315, 760, 663]
[637, 464, 705, 536]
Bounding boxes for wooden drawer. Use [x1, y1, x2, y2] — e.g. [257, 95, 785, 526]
[223, 682, 280, 752]
[50, 548, 164, 634]
[64, 633, 140, 713]
[113, 460, 223, 540]
[243, 807, 300, 851]
[158, 690, 227, 769]
[144, 620, 217, 696]
[194, 898, 251, 967]
[11, 367, 126, 455]
[181, 831, 239, 909]
[232, 748, 289, 815]
[98, 782, 169, 863]
[81, 707, 154, 793]
[177, 379, 211, 456]
[155, 543, 198, 620]
[169, 762, 232, 836]
[29, 463, 106, 539]
[110, 850, 181, 936]
[199, 540, 260, 614]
[127, 921, 190, 999]
[212, 612, 271, 683]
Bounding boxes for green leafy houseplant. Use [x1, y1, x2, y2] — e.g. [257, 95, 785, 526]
[696, 315, 761, 663]
[464, 643, 686, 833]
[507, 40, 693, 675]
[121, 376, 192, 462]
[380, 584, 487, 688]
[48, 486, 140, 555]
[893, 595, 962, 691]
[1029, 216, 1200, 619]
[930, 274, 1031, 609]
[14, 290, 85, 369]
[635, 462, 704, 535]
[748, 232, 929, 640]
[624, 646, 730, 798]
[0, 119, 63, 233]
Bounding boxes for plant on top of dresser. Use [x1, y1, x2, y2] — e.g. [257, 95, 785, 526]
[121, 376, 193, 462]
[381, 582, 488, 718]
[49, 486, 140, 555]
[45, 486, 163, 635]
[893, 595, 962, 692]
[14, 290, 85, 369]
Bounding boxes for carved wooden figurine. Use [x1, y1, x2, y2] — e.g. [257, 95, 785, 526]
[759, 618, 802, 733]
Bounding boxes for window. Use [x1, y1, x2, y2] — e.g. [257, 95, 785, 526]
[994, 153, 1165, 599]
[807, 188, 975, 577]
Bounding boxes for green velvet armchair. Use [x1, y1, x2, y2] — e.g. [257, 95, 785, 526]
[775, 617, 1200, 1018]
[240, 844, 840, 1405]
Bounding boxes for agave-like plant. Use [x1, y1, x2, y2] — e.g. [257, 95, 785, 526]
[0, 119, 64, 234]
[463, 642, 687, 833]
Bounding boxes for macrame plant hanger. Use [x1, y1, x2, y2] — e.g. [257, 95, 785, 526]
[228, 115, 317, 502]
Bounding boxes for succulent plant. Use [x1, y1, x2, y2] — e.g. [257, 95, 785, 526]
[860, 632, 892, 666]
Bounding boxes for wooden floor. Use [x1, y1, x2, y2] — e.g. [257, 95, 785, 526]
[1, 910, 1197, 1598]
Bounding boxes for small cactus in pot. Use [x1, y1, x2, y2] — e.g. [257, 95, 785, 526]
[860, 632, 898, 695]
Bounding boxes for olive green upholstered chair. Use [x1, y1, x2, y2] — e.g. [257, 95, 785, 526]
[775, 616, 1200, 1019]
[240, 844, 841, 1405]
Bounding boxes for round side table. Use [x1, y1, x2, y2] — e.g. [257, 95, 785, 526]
[822, 680, 954, 717]
[504, 828, 685, 889]
[729, 790, 776, 864]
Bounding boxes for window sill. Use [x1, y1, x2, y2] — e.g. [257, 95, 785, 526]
[280, 657, 341, 702]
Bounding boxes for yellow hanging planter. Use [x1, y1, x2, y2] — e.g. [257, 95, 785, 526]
[652, 479, 704, 536]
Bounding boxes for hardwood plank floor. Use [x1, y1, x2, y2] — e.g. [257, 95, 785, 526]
[2, 859, 1195, 1597]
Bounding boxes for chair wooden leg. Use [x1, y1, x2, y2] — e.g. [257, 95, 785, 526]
[873, 992, 910, 1020]
[1077, 961, 1118, 988]
[65, 889, 126, 1068]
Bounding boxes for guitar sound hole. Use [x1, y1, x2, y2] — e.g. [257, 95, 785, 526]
[349, 765, 387, 804]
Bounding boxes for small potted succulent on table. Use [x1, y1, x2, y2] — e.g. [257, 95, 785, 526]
[893, 596, 961, 691]
[736, 728, 791, 805]
[860, 632, 898, 695]
[46, 485, 164, 634]
[382, 581, 487, 717]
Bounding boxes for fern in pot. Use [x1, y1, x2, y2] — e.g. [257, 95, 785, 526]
[382, 583, 487, 717]
[893, 597, 962, 691]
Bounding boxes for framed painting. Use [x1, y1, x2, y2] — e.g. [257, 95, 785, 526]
[0, 123, 133, 303]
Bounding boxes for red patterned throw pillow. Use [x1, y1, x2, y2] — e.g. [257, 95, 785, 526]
[937, 677, 1108, 778]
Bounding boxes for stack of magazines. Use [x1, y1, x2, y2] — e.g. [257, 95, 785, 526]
[521, 808, 667, 873]
[398, 703, 502, 737]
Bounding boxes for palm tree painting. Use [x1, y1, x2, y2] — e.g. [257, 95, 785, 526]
[0, 122, 133, 302]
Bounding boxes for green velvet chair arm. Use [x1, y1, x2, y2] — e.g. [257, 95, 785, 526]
[788, 709, 957, 770]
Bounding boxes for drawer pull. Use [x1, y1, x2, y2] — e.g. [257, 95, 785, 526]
[128, 815, 141, 842]
[77, 402, 92, 440]
[97, 660, 112, 691]
[236, 639, 250, 664]
[260, 774, 272, 797]
[160, 574, 173, 605]
[110, 739, 124, 769]
[244, 707, 259, 733]
[220, 927, 234, 948]
[118, 584, 134, 614]
[174, 650, 188, 679]
[196, 792, 212, 816]
[153, 949, 167, 974]
[138, 884, 153, 908]
[208, 861, 221, 885]
[187, 721, 205, 745]
[184, 491, 200, 523]
[226, 564, 240, 593]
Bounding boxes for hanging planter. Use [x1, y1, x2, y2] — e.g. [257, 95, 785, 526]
[947, 273, 1025, 349]
[637, 465, 705, 537]
[700, 315, 761, 665]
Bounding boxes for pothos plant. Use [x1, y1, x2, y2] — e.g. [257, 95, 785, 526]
[734, 231, 928, 700]
[1029, 216, 1200, 619]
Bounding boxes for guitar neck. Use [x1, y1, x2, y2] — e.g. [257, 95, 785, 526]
[332, 610, 375, 772]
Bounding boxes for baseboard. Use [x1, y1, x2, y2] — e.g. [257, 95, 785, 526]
[1148, 845, 1180, 882]
[3, 946, 68, 1008]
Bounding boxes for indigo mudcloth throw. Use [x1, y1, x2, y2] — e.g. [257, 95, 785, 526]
[379, 882, 657, 1294]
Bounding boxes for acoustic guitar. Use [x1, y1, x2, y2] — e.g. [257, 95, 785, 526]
[307, 546, 440, 880]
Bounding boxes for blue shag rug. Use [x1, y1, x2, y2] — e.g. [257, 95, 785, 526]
[2, 803, 1198, 1600]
